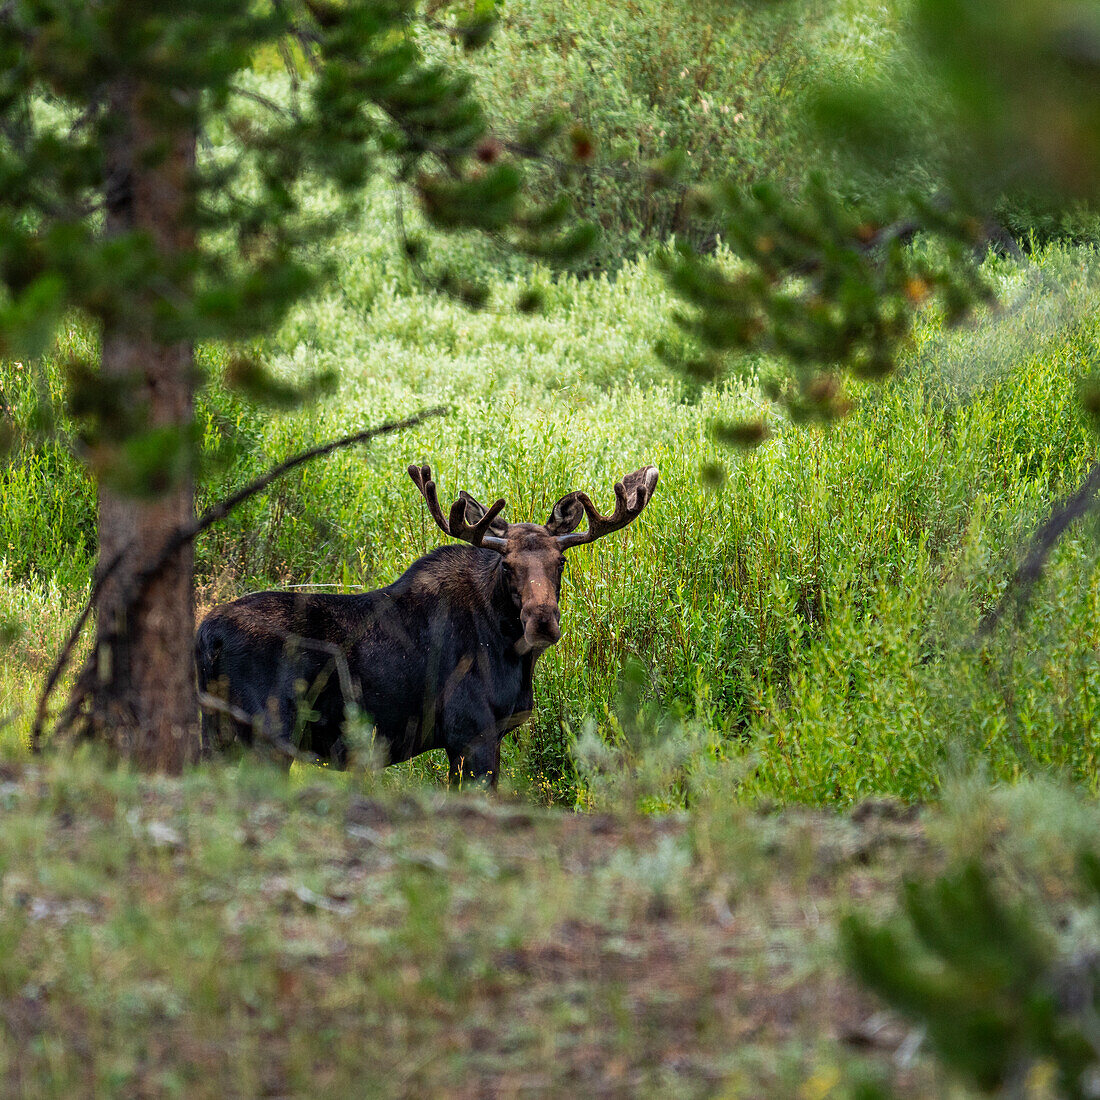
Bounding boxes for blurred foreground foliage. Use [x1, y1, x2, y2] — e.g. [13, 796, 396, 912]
[845, 854, 1100, 1099]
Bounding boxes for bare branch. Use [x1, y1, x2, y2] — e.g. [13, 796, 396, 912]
[33, 405, 447, 749]
[228, 84, 293, 120]
[280, 631, 361, 712]
[270, 0, 321, 69]
[30, 547, 125, 753]
[978, 459, 1100, 637]
[197, 690, 323, 765]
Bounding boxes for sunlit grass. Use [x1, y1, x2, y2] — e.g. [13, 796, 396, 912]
[2, 197, 1099, 807]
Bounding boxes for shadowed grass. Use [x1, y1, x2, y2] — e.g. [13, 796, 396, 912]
[0, 754, 1094, 1096]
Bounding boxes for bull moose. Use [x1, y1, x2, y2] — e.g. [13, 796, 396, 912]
[195, 462, 659, 783]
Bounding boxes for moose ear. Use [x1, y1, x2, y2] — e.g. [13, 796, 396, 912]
[458, 490, 509, 537]
[545, 491, 585, 535]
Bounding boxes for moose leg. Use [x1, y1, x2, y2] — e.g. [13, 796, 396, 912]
[446, 735, 501, 788]
[442, 692, 502, 788]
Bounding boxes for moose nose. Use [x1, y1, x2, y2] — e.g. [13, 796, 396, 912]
[523, 605, 561, 646]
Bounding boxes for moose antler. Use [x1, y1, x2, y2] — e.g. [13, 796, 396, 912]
[554, 465, 659, 549]
[408, 464, 508, 549]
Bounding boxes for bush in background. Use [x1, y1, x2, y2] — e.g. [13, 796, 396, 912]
[442, 0, 844, 271]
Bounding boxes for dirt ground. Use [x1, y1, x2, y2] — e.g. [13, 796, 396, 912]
[0, 761, 968, 1098]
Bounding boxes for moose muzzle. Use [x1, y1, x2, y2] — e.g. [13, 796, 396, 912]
[520, 603, 561, 650]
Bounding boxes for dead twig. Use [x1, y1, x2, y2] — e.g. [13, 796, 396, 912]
[196, 690, 323, 766]
[280, 631, 361, 713]
[29, 547, 126, 754]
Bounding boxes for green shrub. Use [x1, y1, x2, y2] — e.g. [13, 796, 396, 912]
[439, 0, 836, 271]
[844, 782, 1100, 1098]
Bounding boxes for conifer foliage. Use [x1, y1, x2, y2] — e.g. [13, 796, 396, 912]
[843, 858, 1100, 1098]
[0, 0, 585, 768]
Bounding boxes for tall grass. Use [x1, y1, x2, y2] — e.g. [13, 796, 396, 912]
[2, 177, 1098, 806]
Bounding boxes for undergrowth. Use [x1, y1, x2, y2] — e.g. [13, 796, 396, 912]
[0, 753, 1094, 1096]
[2, 223, 1098, 808]
[1, 46, 1099, 809]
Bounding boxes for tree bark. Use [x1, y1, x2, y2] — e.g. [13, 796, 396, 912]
[92, 79, 198, 771]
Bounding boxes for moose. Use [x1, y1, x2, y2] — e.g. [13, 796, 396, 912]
[195, 462, 659, 783]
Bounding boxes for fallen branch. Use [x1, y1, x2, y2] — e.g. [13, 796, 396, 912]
[32, 405, 447, 750]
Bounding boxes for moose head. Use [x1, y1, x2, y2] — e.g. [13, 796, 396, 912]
[408, 463, 659, 654]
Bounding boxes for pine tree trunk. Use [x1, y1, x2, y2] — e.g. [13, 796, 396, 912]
[91, 79, 198, 771]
